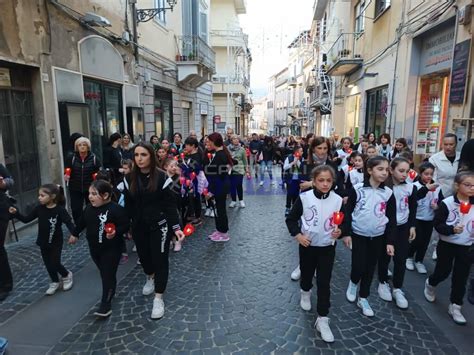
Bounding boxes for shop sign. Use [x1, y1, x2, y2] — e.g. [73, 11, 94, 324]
[449, 39, 471, 104]
[0, 68, 11, 87]
[419, 27, 454, 75]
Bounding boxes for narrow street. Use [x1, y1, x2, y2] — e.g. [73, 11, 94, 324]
[0, 178, 472, 354]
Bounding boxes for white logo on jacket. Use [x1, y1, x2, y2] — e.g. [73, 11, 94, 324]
[48, 215, 58, 244]
[98, 210, 109, 243]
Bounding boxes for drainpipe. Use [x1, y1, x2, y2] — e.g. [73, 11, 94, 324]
[445, 5, 459, 139]
[130, 0, 139, 63]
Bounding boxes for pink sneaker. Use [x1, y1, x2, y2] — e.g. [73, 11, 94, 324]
[173, 240, 182, 252]
[208, 231, 219, 239]
[210, 232, 230, 242]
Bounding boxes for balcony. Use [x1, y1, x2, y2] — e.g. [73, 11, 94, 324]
[212, 75, 249, 95]
[326, 33, 363, 76]
[287, 77, 297, 87]
[176, 36, 216, 88]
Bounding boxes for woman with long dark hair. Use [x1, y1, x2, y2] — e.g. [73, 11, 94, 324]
[124, 142, 184, 319]
[204, 132, 233, 242]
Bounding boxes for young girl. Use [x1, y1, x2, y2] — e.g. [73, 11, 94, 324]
[69, 180, 129, 318]
[156, 148, 168, 170]
[163, 158, 185, 252]
[366, 145, 378, 159]
[182, 137, 204, 225]
[406, 162, 443, 274]
[334, 137, 353, 170]
[283, 146, 304, 216]
[286, 165, 344, 343]
[343, 156, 397, 317]
[377, 133, 392, 159]
[117, 160, 134, 264]
[377, 157, 417, 309]
[424, 171, 474, 325]
[9, 184, 75, 295]
[389, 138, 408, 160]
[344, 152, 365, 193]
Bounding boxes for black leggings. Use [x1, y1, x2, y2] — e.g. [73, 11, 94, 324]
[378, 223, 410, 289]
[133, 219, 172, 294]
[214, 195, 229, 233]
[90, 246, 121, 306]
[69, 190, 89, 225]
[40, 244, 69, 283]
[0, 219, 13, 290]
[286, 179, 300, 208]
[299, 244, 335, 316]
[428, 240, 471, 305]
[350, 234, 385, 298]
[408, 219, 433, 262]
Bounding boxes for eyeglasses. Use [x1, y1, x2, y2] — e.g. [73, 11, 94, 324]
[461, 182, 474, 189]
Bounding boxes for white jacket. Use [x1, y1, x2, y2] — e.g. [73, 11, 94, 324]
[429, 151, 460, 197]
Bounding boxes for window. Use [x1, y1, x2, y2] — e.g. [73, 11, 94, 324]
[355, 1, 365, 33]
[375, 0, 390, 18]
[154, 0, 166, 24]
[365, 86, 388, 137]
[322, 13, 327, 42]
[199, 12, 208, 42]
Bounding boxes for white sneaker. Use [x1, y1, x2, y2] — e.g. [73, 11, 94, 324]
[405, 258, 415, 271]
[173, 240, 182, 252]
[392, 288, 408, 309]
[132, 245, 137, 252]
[45, 282, 60, 295]
[357, 298, 375, 317]
[315, 317, 334, 343]
[387, 269, 393, 277]
[62, 272, 73, 291]
[271, 181, 277, 186]
[448, 304, 467, 325]
[239, 200, 246, 208]
[229, 201, 237, 208]
[259, 181, 264, 186]
[300, 290, 311, 311]
[432, 249, 437, 261]
[204, 208, 211, 217]
[424, 279, 436, 302]
[290, 266, 301, 281]
[209, 210, 216, 218]
[142, 276, 154, 296]
[415, 262, 427, 274]
[151, 297, 165, 319]
[346, 280, 358, 303]
[378, 282, 393, 302]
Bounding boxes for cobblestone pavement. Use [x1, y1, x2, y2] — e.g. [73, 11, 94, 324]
[1, 233, 90, 325]
[47, 183, 464, 355]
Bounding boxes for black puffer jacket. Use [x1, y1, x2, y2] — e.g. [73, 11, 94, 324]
[0, 164, 14, 221]
[66, 152, 101, 192]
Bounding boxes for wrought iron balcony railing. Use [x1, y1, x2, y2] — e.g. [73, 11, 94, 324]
[176, 35, 216, 72]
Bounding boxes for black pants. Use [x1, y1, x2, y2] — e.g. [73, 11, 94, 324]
[230, 174, 244, 201]
[133, 219, 172, 294]
[428, 240, 471, 305]
[286, 179, 300, 208]
[190, 193, 202, 219]
[69, 190, 89, 225]
[90, 246, 121, 306]
[408, 219, 433, 262]
[214, 195, 229, 233]
[299, 244, 335, 316]
[40, 244, 68, 283]
[0, 219, 13, 291]
[350, 234, 385, 298]
[378, 223, 410, 289]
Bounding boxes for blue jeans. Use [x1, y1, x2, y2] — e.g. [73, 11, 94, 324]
[260, 160, 273, 182]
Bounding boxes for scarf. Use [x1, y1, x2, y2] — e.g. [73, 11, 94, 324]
[312, 153, 328, 166]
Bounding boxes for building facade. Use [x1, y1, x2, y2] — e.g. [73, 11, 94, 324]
[210, 0, 252, 136]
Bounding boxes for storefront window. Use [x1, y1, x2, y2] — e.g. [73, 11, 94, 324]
[154, 88, 173, 139]
[365, 86, 388, 137]
[414, 75, 449, 155]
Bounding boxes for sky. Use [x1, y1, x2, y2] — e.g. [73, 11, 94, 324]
[239, 0, 315, 98]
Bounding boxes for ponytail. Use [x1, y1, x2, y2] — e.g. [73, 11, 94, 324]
[40, 183, 66, 206]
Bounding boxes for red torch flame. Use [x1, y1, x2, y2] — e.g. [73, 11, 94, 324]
[185, 179, 191, 187]
[202, 188, 209, 196]
[179, 176, 186, 185]
[460, 201, 471, 215]
[190, 172, 197, 180]
[347, 149, 353, 155]
[333, 211, 344, 226]
[104, 223, 115, 235]
[180, 152, 185, 159]
[183, 223, 195, 237]
[408, 170, 417, 180]
[92, 172, 98, 180]
[207, 152, 212, 160]
[294, 152, 301, 158]
[65, 168, 71, 177]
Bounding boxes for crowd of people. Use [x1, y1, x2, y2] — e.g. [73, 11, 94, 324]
[0, 129, 472, 345]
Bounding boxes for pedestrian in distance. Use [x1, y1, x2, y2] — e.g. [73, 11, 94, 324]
[283, 146, 304, 216]
[9, 184, 75, 296]
[228, 134, 249, 209]
[406, 162, 443, 274]
[68, 180, 130, 318]
[0, 164, 14, 302]
[258, 136, 277, 187]
[333, 137, 353, 170]
[377, 157, 418, 309]
[285, 165, 345, 343]
[343, 156, 397, 317]
[424, 171, 474, 325]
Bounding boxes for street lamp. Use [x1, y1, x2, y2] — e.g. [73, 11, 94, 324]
[134, 0, 178, 23]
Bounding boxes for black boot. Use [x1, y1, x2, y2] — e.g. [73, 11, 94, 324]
[468, 279, 474, 305]
[94, 302, 112, 318]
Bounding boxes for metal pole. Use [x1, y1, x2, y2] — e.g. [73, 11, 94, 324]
[131, 0, 139, 63]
